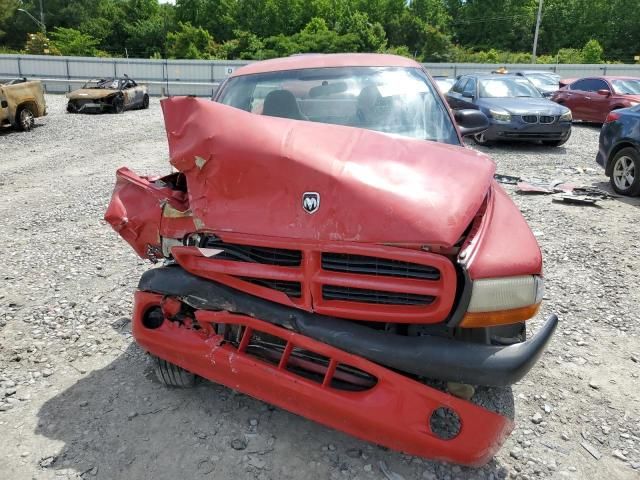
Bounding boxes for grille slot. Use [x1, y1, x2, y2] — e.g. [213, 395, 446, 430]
[521, 115, 538, 123]
[322, 285, 434, 306]
[200, 237, 302, 266]
[239, 277, 302, 297]
[539, 115, 555, 124]
[321, 253, 440, 280]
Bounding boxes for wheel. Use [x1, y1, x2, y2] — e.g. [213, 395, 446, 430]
[609, 147, 640, 196]
[141, 94, 149, 109]
[112, 96, 125, 114]
[153, 356, 196, 388]
[16, 105, 35, 131]
[66, 102, 77, 114]
[473, 132, 493, 146]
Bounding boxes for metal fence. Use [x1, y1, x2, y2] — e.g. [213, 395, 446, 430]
[2, 54, 640, 97]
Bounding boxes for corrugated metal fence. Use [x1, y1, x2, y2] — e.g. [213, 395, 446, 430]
[1, 54, 639, 97]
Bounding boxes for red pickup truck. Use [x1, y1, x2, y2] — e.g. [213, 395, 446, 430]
[105, 54, 557, 466]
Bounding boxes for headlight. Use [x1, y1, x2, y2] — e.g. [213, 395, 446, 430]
[628, 101, 639, 107]
[559, 110, 572, 122]
[460, 275, 544, 328]
[489, 109, 511, 122]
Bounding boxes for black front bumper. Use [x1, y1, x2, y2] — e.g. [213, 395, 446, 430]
[138, 266, 557, 387]
[486, 120, 571, 142]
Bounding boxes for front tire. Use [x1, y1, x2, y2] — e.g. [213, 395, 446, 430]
[153, 356, 196, 388]
[16, 105, 35, 131]
[610, 147, 640, 196]
[141, 94, 149, 109]
[473, 132, 493, 146]
[112, 96, 125, 114]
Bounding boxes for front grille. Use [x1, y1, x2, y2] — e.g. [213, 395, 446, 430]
[183, 237, 457, 323]
[321, 253, 440, 280]
[322, 285, 434, 306]
[240, 277, 302, 297]
[539, 115, 555, 124]
[522, 115, 538, 123]
[201, 237, 301, 266]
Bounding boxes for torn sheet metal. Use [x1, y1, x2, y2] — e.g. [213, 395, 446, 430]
[552, 195, 599, 206]
[160, 96, 496, 247]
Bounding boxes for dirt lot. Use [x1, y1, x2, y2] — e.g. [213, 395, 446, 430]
[1, 94, 639, 480]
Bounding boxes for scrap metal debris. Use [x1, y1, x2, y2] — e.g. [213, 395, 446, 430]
[581, 441, 602, 460]
[496, 177, 615, 206]
[552, 195, 599, 206]
[494, 173, 521, 185]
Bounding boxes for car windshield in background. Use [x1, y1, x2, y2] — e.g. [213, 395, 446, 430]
[218, 66, 459, 145]
[479, 78, 542, 98]
[525, 74, 558, 88]
[611, 79, 640, 95]
[83, 78, 119, 89]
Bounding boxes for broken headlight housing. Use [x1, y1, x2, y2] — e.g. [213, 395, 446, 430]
[460, 275, 544, 328]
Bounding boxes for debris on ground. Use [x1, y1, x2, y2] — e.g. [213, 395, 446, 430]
[552, 195, 599, 206]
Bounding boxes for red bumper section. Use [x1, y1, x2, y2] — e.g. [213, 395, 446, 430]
[133, 290, 513, 467]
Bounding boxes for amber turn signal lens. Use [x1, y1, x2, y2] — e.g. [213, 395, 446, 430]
[459, 303, 541, 328]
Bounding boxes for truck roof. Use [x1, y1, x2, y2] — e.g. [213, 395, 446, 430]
[231, 53, 422, 77]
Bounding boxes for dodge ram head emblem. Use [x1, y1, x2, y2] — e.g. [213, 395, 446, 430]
[302, 192, 320, 214]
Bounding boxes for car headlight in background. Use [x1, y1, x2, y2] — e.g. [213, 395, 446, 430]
[559, 110, 573, 122]
[489, 109, 511, 122]
[460, 275, 544, 328]
[628, 101, 639, 107]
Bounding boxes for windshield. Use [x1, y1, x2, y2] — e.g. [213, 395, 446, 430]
[217, 66, 459, 145]
[525, 73, 558, 88]
[83, 78, 119, 89]
[434, 78, 455, 93]
[479, 78, 542, 98]
[612, 79, 640, 95]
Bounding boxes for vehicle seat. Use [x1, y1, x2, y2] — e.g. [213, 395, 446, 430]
[262, 90, 307, 120]
[356, 85, 386, 127]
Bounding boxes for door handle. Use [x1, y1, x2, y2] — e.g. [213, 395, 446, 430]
[585, 96, 591, 100]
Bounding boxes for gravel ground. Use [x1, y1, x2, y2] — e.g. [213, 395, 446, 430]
[0, 94, 639, 480]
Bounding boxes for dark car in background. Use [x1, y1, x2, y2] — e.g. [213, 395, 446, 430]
[446, 74, 572, 146]
[596, 105, 640, 196]
[552, 76, 640, 123]
[512, 70, 560, 97]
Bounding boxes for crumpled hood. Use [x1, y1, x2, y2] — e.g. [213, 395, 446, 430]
[477, 97, 568, 115]
[66, 88, 118, 100]
[161, 97, 496, 247]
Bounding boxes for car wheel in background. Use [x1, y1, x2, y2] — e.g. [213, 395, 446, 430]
[610, 147, 640, 196]
[112, 96, 125, 114]
[66, 102, 77, 114]
[16, 105, 35, 131]
[142, 94, 149, 109]
[473, 132, 493, 146]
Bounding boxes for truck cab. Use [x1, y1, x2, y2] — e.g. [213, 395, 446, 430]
[0, 78, 47, 131]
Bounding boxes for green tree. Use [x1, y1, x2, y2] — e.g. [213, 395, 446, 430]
[0, 0, 19, 39]
[50, 27, 100, 56]
[582, 39, 604, 63]
[166, 21, 215, 59]
[340, 11, 387, 52]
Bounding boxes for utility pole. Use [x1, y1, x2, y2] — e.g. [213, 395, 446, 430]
[532, 0, 543, 64]
[39, 0, 45, 33]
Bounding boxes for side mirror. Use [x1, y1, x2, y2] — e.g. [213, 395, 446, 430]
[597, 89, 611, 97]
[454, 109, 490, 137]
